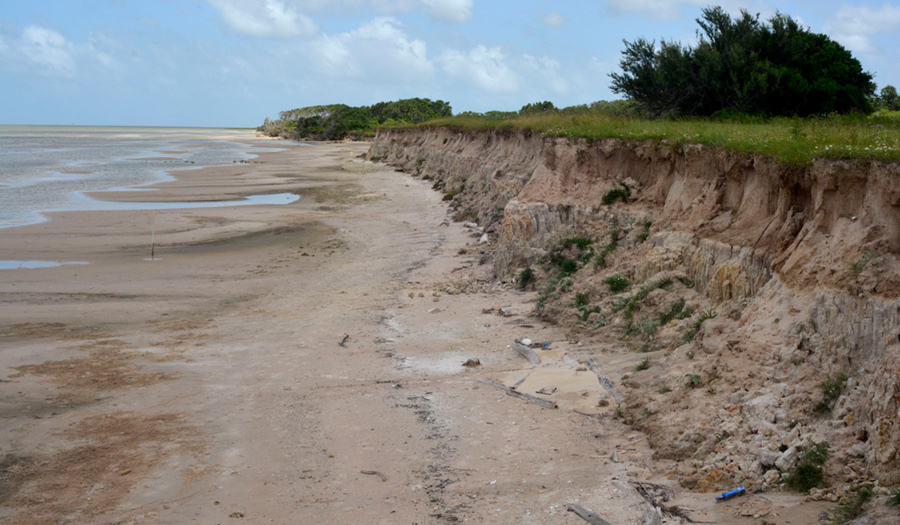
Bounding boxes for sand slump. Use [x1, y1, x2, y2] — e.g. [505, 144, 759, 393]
[370, 127, 900, 487]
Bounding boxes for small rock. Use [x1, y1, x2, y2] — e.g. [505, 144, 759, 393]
[462, 359, 481, 368]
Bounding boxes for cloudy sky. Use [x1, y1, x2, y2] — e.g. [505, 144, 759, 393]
[2, 0, 899, 127]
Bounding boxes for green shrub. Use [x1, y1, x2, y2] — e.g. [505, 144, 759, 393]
[573, 291, 591, 309]
[605, 274, 630, 293]
[558, 258, 578, 276]
[685, 374, 701, 388]
[815, 371, 849, 414]
[517, 267, 535, 290]
[785, 444, 830, 492]
[635, 357, 651, 371]
[602, 186, 630, 205]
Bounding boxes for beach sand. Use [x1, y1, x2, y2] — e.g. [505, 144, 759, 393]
[0, 140, 825, 523]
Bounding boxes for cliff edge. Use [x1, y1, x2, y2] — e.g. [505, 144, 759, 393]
[368, 126, 900, 497]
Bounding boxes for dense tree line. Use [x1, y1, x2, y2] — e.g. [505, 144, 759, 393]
[259, 98, 452, 140]
[610, 6, 876, 117]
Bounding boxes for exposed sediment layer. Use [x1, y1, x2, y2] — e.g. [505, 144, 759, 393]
[369, 126, 900, 487]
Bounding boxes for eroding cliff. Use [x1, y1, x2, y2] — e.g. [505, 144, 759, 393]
[368, 127, 900, 492]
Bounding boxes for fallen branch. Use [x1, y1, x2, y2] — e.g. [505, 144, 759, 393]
[512, 339, 541, 365]
[630, 481, 708, 524]
[361, 470, 387, 481]
[477, 379, 558, 409]
[567, 504, 614, 525]
[580, 357, 623, 403]
[339, 334, 350, 347]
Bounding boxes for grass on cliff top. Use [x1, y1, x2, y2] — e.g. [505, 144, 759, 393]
[410, 110, 900, 166]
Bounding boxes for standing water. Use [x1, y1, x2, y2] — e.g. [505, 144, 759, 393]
[0, 125, 301, 229]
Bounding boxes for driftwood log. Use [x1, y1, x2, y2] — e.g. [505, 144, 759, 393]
[477, 379, 557, 409]
[567, 504, 614, 525]
[512, 339, 540, 365]
[580, 357, 623, 403]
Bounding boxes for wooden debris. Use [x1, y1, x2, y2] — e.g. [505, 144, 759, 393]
[477, 379, 558, 409]
[580, 357, 623, 402]
[361, 470, 387, 481]
[462, 358, 481, 367]
[567, 504, 614, 525]
[512, 339, 540, 365]
[630, 481, 707, 523]
[339, 334, 350, 347]
[511, 371, 531, 389]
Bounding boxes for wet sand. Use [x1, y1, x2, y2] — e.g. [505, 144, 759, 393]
[0, 139, 824, 523]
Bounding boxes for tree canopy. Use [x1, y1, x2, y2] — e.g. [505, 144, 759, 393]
[259, 98, 452, 140]
[610, 6, 875, 117]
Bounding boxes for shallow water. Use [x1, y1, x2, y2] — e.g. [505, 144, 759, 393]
[0, 126, 304, 229]
[0, 260, 89, 270]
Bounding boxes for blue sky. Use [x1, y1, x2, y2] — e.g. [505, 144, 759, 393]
[2, 0, 899, 127]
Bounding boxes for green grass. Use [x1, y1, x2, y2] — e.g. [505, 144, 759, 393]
[832, 485, 874, 524]
[408, 110, 900, 166]
[888, 487, 900, 507]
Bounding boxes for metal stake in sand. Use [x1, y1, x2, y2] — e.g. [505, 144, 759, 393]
[150, 216, 156, 261]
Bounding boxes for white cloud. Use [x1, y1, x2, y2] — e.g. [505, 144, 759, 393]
[523, 55, 568, 94]
[827, 5, 900, 53]
[371, 0, 472, 22]
[420, 0, 472, 23]
[440, 45, 518, 93]
[602, 0, 764, 21]
[311, 17, 433, 83]
[18, 25, 75, 75]
[206, 0, 318, 38]
[541, 11, 567, 30]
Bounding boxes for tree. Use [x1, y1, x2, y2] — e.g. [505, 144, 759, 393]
[519, 101, 557, 115]
[880, 86, 900, 110]
[610, 6, 875, 116]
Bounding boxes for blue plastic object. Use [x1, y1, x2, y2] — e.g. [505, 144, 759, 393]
[716, 486, 745, 501]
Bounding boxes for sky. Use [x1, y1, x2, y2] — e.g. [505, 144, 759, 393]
[2, 0, 899, 127]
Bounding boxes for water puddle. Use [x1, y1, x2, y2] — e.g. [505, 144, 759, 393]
[0, 261, 89, 270]
[69, 192, 300, 211]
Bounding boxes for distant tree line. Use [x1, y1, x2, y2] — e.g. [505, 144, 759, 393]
[259, 98, 452, 140]
[610, 6, 876, 117]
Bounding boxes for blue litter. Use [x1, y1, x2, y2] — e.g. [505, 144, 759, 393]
[716, 486, 745, 501]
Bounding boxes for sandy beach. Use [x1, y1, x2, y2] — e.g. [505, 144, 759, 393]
[0, 140, 824, 524]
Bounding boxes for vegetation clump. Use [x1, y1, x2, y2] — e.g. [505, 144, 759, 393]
[785, 444, 830, 492]
[602, 185, 630, 205]
[610, 6, 874, 117]
[815, 371, 849, 414]
[832, 485, 874, 524]
[604, 274, 630, 293]
[259, 97, 452, 140]
[517, 267, 535, 290]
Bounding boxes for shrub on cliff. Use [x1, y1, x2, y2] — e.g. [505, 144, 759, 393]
[610, 6, 875, 117]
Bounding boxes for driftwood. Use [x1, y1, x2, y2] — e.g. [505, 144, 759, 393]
[567, 504, 614, 525]
[580, 357, 623, 403]
[512, 339, 540, 365]
[477, 379, 558, 409]
[630, 481, 707, 524]
[360, 470, 387, 481]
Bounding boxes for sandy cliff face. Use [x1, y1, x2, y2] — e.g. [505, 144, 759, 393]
[368, 127, 900, 489]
